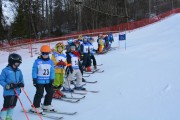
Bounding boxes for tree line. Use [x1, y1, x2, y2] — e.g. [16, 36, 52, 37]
[0, 0, 180, 42]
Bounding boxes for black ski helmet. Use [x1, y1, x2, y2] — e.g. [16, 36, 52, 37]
[8, 53, 22, 66]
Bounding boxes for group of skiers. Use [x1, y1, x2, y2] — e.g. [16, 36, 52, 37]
[0, 33, 114, 120]
[97, 32, 114, 53]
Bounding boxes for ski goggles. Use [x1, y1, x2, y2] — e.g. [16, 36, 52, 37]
[41, 52, 50, 55]
[14, 62, 21, 67]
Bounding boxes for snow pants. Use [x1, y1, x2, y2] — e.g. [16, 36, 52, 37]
[90, 55, 97, 66]
[33, 84, 54, 108]
[1, 96, 17, 111]
[63, 69, 82, 89]
[53, 73, 64, 89]
[82, 53, 91, 67]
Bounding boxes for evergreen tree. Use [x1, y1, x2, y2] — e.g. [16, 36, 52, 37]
[11, 1, 29, 38]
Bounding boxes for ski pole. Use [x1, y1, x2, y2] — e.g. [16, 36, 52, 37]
[14, 88, 30, 120]
[21, 88, 43, 120]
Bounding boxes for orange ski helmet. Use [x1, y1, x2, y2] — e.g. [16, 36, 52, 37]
[40, 45, 51, 52]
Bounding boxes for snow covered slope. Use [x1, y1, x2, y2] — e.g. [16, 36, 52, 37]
[0, 13, 180, 120]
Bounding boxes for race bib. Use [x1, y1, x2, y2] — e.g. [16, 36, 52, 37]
[83, 45, 89, 53]
[38, 64, 51, 77]
[71, 57, 78, 67]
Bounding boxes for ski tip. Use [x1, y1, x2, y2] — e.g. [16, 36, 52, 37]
[88, 90, 99, 93]
[73, 112, 78, 115]
[59, 117, 64, 119]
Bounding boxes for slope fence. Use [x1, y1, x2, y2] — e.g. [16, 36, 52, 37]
[0, 8, 180, 52]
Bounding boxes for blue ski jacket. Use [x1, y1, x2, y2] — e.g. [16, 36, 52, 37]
[32, 57, 55, 84]
[0, 66, 24, 96]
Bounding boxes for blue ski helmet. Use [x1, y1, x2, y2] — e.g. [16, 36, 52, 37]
[83, 36, 88, 43]
[67, 38, 74, 45]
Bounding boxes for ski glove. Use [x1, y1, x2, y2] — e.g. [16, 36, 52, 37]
[17, 83, 24, 88]
[5, 83, 17, 90]
[33, 79, 37, 87]
[56, 61, 66, 66]
[49, 79, 54, 87]
[65, 66, 73, 75]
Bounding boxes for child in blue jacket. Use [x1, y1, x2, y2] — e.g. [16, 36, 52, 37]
[31, 45, 55, 113]
[0, 53, 24, 120]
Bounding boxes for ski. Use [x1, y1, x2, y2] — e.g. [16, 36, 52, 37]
[84, 69, 100, 74]
[97, 64, 103, 66]
[85, 90, 99, 93]
[95, 70, 104, 73]
[43, 110, 77, 115]
[62, 91, 87, 95]
[109, 48, 117, 51]
[62, 95, 86, 100]
[72, 91, 87, 95]
[83, 80, 97, 83]
[83, 75, 91, 77]
[74, 89, 99, 93]
[26, 110, 63, 120]
[53, 97, 80, 103]
[62, 88, 87, 95]
[86, 69, 104, 74]
[83, 72, 94, 74]
[71, 81, 86, 87]
[92, 69, 100, 73]
[95, 50, 108, 55]
[80, 83, 86, 87]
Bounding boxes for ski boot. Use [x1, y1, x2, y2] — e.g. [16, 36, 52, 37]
[6, 108, 14, 120]
[82, 78, 86, 82]
[85, 66, 92, 72]
[53, 91, 61, 99]
[42, 105, 55, 112]
[53, 90, 65, 99]
[0, 110, 7, 120]
[5, 116, 12, 120]
[62, 87, 74, 92]
[94, 65, 97, 70]
[56, 90, 66, 97]
[30, 107, 43, 114]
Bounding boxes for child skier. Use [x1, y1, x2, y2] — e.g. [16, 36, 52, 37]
[77, 34, 83, 44]
[0, 53, 24, 120]
[80, 36, 92, 72]
[108, 32, 114, 48]
[97, 34, 105, 53]
[51, 42, 66, 98]
[72, 40, 87, 82]
[88, 37, 97, 69]
[63, 43, 86, 92]
[104, 34, 110, 50]
[31, 45, 55, 113]
[65, 38, 74, 52]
